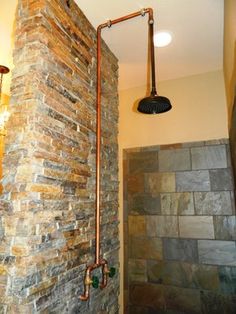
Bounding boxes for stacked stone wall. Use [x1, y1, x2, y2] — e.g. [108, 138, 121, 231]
[0, 0, 119, 313]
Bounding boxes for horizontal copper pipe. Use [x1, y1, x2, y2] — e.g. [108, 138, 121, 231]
[97, 8, 153, 30]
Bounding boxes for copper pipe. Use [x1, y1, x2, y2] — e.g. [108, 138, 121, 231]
[79, 259, 108, 301]
[148, 14, 157, 96]
[100, 260, 109, 289]
[97, 8, 153, 30]
[79, 264, 97, 301]
[80, 8, 154, 301]
[95, 6, 153, 269]
[96, 25, 102, 265]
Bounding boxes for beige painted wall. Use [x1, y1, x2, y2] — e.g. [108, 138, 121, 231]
[224, 0, 236, 124]
[119, 70, 228, 149]
[118, 70, 228, 313]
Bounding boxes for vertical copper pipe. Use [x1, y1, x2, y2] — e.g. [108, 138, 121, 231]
[80, 8, 154, 300]
[100, 260, 109, 288]
[95, 7, 153, 266]
[96, 26, 102, 265]
[79, 264, 95, 301]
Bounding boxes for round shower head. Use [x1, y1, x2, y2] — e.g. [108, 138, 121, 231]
[137, 94, 172, 114]
[0, 65, 10, 74]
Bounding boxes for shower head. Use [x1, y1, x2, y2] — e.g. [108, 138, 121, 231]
[138, 94, 172, 114]
[136, 13, 172, 115]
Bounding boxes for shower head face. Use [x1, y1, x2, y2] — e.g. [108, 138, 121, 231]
[138, 95, 172, 114]
[0, 65, 10, 74]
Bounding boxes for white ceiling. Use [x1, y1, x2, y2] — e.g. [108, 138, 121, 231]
[0, 0, 224, 93]
[75, 0, 224, 90]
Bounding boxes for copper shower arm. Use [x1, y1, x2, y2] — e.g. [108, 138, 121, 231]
[97, 8, 153, 30]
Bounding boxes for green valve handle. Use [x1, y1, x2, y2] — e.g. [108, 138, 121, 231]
[92, 275, 99, 289]
[109, 267, 116, 278]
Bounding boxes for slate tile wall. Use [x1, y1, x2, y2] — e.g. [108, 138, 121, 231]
[124, 139, 236, 314]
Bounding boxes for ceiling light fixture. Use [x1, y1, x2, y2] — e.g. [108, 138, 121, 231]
[154, 31, 172, 47]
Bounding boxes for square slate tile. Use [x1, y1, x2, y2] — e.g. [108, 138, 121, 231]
[129, 283, 165, 310]
[209, 169, 234, 191]
[147, 216, 178, 237]
[146, 173, 176, 194]
[214, 216, 236, 240]
[147, 260, 185, 286]
[127, 174, 145, 195]
[163, 238, 198, 262]
[176, 171, 210, 192]
[128, 259, 147, 283]
[128, 215, 146, 236]
[164, 285, 201, 314]
[128, 193, 161, 215]
[129, 151, 158, 174]
[159, 148, 191, 172]
[161, 193, 194, 215]
[219, 266, 236, 294]
[179, 216, 214, 239]
[130, 236, 163, 260]
[198, 240, 236, 266]
[148, 260, 219, 291]
[194, 191, 232, 215]
[187, 263, 219, 291]
[200, 291, 236, 314]
[191, 145, 227, 170]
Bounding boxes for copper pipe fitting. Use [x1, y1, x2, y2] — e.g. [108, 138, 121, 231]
[100, 260, 109, 289]
[80, 260, 108, 300]
[79, 264, 96, 301]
